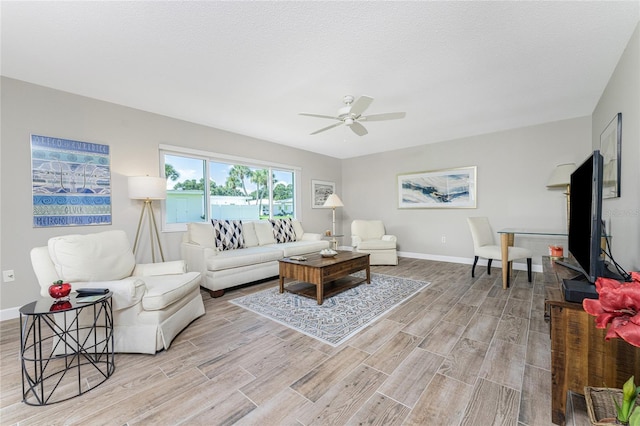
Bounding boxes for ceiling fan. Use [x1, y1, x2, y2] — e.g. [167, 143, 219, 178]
[300, 95, 406, 136]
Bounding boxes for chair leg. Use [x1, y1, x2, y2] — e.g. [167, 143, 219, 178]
[527, 258, 532, 282]
[487, 259, 492, 275]
[507, 261, 512, 286]
[472, 256, 479, 277]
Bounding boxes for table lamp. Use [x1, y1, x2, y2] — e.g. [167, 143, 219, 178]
[323, 193, 343, 249]
[546, 163, 576, 232]
[128, 176, 166, 262]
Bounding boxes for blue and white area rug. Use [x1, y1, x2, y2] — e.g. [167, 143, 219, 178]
[230, 273, 430, 346]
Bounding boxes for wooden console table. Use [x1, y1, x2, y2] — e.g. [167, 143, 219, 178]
[544, 257, 640, 425]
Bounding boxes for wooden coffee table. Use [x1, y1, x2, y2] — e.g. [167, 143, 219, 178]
[279, 251, 370, 305]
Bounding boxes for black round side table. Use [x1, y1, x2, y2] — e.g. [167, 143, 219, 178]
[19, 292, 115, 405]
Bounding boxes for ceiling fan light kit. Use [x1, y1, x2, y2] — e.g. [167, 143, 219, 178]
[300, 95, 406, 136]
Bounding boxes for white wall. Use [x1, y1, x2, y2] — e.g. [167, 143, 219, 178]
[341, 117, 592, 264]
[0, 77, 341, 313]
[592, 23, 640, 271]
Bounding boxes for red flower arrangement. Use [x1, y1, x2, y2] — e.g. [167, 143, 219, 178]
[583, 272, 640, 348]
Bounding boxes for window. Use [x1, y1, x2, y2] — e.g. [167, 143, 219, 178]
[160, 146, 298, 231]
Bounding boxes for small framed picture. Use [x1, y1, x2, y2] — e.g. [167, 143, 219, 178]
[311, 180, 335, 208]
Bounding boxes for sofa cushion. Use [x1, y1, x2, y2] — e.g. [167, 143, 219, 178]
[140, 271, 201, 311]
[48, 230, 135, 282]
[187, 222, 216, 249]
[292, 220, 304, 241]
[212, 219, 244, 250]
[254, 221, 277, 245]
[357, 239, 397, 250]
[274, 240, 330, 257]
[241, 221, 260, 247]
[270, 218, 296, 243]
[206, 246, 282, 271]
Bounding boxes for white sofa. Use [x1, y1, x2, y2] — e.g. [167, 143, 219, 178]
[181, 219, 330, 297]
[30, 230, 205, 354]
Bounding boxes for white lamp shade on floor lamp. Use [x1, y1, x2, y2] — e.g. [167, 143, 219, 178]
[546, 163, 576, 232]
[128, 176, 167, 200]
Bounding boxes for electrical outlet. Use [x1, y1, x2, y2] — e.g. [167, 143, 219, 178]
[441, 236, 446, 244]
[3, 270, 15, 282]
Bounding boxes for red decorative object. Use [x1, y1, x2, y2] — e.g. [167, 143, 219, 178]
[583, 272, 640, 348]
[48, 280, 71, 300]
[49, 301, 72, 311]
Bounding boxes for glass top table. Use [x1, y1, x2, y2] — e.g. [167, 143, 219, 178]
[497, 229, 568, 289]
[497, 228, 567, 236]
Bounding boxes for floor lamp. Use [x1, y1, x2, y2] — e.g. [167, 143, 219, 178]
[323, 193, 344, 250]
[546, 163, 576, 232]
[128, 176, 166, 263]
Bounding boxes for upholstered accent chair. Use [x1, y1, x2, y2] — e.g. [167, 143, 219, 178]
[30, 230, 205, 354]
[351, 220, 398, 265]
[467, 217, 532, 284]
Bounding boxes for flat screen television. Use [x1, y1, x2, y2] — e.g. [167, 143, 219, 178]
[567, 150, 605, 284]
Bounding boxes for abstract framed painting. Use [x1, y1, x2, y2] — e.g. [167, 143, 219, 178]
[31, 134, 112, 227]
[311, 179, 335, 208]
[600, 112, 622, 199]
[397, 166, 477, 209]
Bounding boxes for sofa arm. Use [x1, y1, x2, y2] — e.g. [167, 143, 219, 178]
[71, 277, 145, 311]
[300, 232, 322, 241]
[133, 260, 186, 277]
[382, 235, 397, 243]
[352, 236, 363, 247]
[181, 241, 216, 278]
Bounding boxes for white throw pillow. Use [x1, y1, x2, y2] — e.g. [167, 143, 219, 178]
[48, 230, 135, 282]
[187, 222, 216, 249]
[241, 221, 260, 247]
[291, 220, 304, 241]
[254, 220, 277, 245]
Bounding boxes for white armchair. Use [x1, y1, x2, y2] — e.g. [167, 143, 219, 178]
[351, 220, 398, 265]
[30, 230, 205, 354]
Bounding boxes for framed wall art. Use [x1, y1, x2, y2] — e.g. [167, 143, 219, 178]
[397, 166, 477, 209]
[31, 134, 112, 227]
[600, 112, 622, 199]
[311, 179, 335, 208]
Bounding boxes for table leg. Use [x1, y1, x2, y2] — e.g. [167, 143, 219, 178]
[316, 282, 323, 305]
[500, 233, 511, 289]
[366, 265, 371, 284]
[279, 275, 284, 294]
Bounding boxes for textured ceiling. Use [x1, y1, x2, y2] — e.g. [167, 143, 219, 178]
[2, 1, 639, 159]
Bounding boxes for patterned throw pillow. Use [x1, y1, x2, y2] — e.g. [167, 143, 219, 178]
[211, 219, 244, 251]
[269, 218, 296, 243]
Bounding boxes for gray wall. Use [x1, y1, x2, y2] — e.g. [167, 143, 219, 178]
[0, 77, 341, 314]
[341, 117, 591, 263]
[592, 24, 640, 271]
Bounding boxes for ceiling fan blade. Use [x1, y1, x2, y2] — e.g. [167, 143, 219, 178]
[299, 113, 338, 120]
[349, 121, 368, 136]
[360, 112, 406, 122]
[349, 96, 374, 117]
[310, 121, 344, 135]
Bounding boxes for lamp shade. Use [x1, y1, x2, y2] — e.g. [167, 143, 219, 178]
[128, 176, 166, 200]
[547, 163, 576, 188]
[323, 193, 344, 208]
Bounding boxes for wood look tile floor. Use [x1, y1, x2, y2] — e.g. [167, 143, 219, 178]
[0, 258, 592, 425]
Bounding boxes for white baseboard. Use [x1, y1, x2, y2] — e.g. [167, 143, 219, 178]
[0, 306, 20, 322]
[397, 251, 543, 273]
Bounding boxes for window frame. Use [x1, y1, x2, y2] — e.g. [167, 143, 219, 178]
[159, 144, 301, 232]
